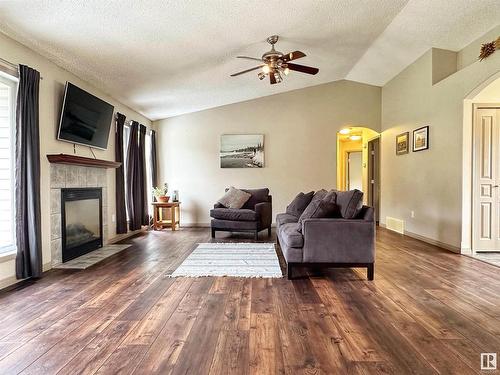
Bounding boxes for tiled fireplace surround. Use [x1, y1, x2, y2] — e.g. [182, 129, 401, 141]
[50, 164, 108, 266]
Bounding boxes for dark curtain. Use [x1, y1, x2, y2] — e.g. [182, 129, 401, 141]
[126, 122, 148, 230]
[15, 65, 42, 279]
[114, 113, 127, 234]
[150, 129, 158, 188]
[138, 125, 148, 225]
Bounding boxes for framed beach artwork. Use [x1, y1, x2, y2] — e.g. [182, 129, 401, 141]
[220, 134, 264, 168]
[413, 126, 429, 152]
[396, 132, 409, 155]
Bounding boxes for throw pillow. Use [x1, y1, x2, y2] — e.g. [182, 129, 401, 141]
[323, 190, 337, 204]
[335, 189, 364, 219]
[286, 191, 314, 217]
[298, 200, 339, 232]
[217, 187, 251, 209]
[310, 189, 328, 204]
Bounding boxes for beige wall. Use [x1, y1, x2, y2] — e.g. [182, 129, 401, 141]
[380, 25, 500, 250]
[0, 33, 151, 288]
[155, 80, 381, 225]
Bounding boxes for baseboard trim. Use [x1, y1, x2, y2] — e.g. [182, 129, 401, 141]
[379, 223, 460, 253]
[181, 223, 211, 228]
[0, 275, 17, 291]
[0, 261, 52, 292]
[107, 228, 146, 244]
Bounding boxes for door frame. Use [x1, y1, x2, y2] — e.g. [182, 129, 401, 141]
[367, 137, 380, 224]
[472, 104, 500, 253]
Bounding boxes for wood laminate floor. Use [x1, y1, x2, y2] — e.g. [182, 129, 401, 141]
[0, 227, 499, 374]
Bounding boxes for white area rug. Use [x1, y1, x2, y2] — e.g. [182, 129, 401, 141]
[54, 244, 131, 269]
[169, 242, 282, 278]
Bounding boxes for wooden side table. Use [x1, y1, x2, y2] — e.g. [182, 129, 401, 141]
[152, 202, 181, 231]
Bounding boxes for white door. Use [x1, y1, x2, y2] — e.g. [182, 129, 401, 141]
[473, 108, 500, 252]
[347, 151, 362, 191]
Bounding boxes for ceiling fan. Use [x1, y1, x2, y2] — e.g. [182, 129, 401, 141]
[230, 35, 319, 84]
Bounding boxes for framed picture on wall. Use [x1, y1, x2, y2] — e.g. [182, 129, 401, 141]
[413, 126, 429, 152]
[396, 132, 409, 155]
[220, 134, 264, 168]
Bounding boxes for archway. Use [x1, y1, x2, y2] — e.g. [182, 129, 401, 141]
[461, 73, 500, 259]
[336, 126, 380, 220]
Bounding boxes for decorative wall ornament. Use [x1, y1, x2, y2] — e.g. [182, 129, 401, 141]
[220, 134, 264, 168]
[413, 126, 429, 152]
[478, 36, 499, 61]
[396, 132, 409, 155]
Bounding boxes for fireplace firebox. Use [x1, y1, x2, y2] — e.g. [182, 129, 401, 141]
[61, 188, 103, 262]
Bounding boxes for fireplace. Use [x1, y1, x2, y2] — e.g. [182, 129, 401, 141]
[61, 188, 103, 262]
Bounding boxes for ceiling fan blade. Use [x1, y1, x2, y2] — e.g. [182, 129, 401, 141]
[281, 51, 306, 62]
[230, 65, 264, 77]
[270, 72, 277, 84]
[237, 56, 264, 62]
[286, 63, 319, 75]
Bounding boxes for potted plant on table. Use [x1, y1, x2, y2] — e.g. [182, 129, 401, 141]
[153, 183, 169, 202]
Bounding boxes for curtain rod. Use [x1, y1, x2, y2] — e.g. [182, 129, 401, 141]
[123, 119, 154, 133]
[0, 56, 44, 80]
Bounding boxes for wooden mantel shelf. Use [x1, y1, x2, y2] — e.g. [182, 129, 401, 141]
[47, 154, 121, 169]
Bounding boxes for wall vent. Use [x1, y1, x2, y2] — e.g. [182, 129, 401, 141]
[386, 217, 405, 234]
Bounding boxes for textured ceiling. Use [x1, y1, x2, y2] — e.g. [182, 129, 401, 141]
[0, 1, 498, 120]
[347, 0, 500, 86]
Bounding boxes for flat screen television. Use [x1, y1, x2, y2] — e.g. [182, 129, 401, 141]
[57, 82, 115, 150]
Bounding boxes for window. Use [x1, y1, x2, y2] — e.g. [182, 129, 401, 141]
[0, 73, 17, 254]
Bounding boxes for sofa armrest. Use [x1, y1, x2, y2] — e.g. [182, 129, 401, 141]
[301, 218, 375, 263]
[255, 202, 272, 228]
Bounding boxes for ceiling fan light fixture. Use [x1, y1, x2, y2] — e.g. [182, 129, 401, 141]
[230, 35, 318, 84]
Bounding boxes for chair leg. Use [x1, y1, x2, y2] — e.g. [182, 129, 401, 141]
[367, 263, 374, 280]
[211, 228, 216, 239]
[287, 263, 294, 280]
[268, 227, 271, 237]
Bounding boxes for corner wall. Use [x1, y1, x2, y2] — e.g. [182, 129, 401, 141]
[0, 32, 151, 289]
[380, 25, 500, 250]
[155, 80, 381, 225]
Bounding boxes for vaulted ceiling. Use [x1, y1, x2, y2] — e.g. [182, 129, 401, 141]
[0, 0, 498, 120]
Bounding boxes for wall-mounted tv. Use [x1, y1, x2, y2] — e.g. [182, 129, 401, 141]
[57, 82, 115, 150]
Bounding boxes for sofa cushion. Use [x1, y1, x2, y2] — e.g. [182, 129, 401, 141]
[279, 223, 304, 248]
[323, 190, 337, 204]
[211, 219, 258, 230]
[286, 191, 314, 217]
[241, 188, 270, 209]
[298, 200, 339, 232]
[310, 189, 328, 204]
[276, 213, 299, 227]
[218, 187, 251, 209]
[210, 208, 258, 221]
[335, 189, 364, 219]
